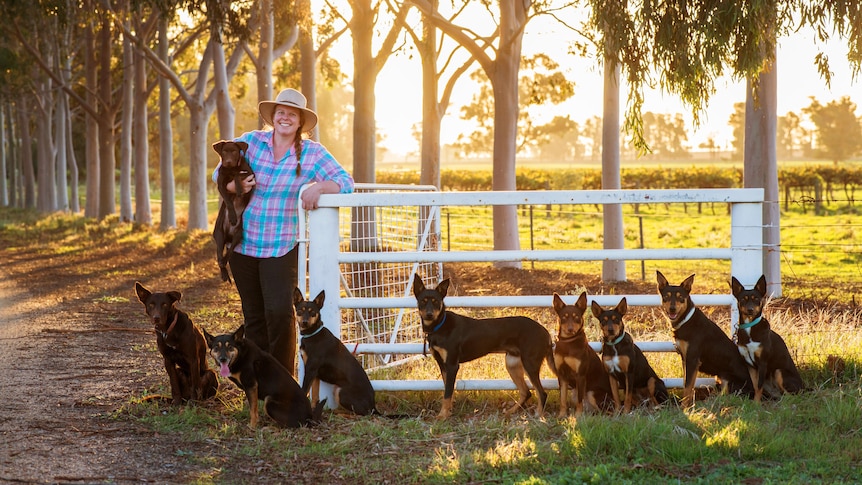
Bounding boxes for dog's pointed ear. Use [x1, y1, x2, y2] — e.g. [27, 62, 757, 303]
[730, 276, 744, 297]
[436, 278, 450, 297]
[167, 290, 182, 304]
[412, 274, 425, 297]
[313, 290, 325, 308]
[552, 293, 565, 313]
[681, 274, 695, 293]
[575, 291, 588, 312]
[134, 282, 150, 303]
[203, 328, 214, 347]
[234, 325, 245, 341]
[616, 297, 627, 316]
[755, 275, 767, 295]
[212, 140, 226, 155]
[656, 270, 668, 291]
[590, 300, 603, 320]
[293, 287, 305, 306]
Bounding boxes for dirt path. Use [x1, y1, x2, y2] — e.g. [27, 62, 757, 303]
[0, 269, 217, 483]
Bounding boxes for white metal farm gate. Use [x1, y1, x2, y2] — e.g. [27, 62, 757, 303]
[298, 188, 764, 396]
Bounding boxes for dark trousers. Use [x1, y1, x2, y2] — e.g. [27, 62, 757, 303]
[229, 247, 298, 375]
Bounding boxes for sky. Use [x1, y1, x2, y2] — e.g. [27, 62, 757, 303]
[328, 7, 860, 160]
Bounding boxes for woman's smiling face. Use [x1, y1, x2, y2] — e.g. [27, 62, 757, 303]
[272, 105, 302, 137]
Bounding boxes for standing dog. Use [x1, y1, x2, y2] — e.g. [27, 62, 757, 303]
[656, 271, 753, 407]
[294, 288, 379, 415]
[412, 274, 555, 419]
[212, 140, 254, 283]
[592, 297, 668, 413]
[204, 325, 325, 428]
[134, 282, 218, 405]
[731, 275, 804, 402]
[551, 292, 614, 417]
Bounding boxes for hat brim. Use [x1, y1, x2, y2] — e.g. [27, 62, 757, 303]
[258, 101, 319, 133]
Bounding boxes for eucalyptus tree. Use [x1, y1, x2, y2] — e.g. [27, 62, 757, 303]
[406, 0, 565, 267]
[585, 0, 861, 292]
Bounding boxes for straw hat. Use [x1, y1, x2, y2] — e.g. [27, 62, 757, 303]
[258, 88, 318, 133]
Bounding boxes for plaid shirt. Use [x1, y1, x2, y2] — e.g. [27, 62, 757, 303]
[212, 130, 354, 258]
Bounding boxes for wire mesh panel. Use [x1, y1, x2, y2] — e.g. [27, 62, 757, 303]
[336, 184, 442, 368]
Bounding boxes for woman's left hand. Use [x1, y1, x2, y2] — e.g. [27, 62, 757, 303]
[300, 183, 324, 210]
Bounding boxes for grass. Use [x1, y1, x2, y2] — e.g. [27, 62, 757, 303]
[3, 197, 862, 483]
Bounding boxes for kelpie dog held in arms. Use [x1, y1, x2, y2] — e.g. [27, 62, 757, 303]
[212, 140, 254, 283]
[656, 271, 753, 407]
[551, 292, 614, 417]
[731, 275, 804, 402]
[294, 288, 380, 415]
[592, 297, 668, 413]
[413, 275, 556, 419]
[134, 282, 218, 405]
[204, 325, 325, 428]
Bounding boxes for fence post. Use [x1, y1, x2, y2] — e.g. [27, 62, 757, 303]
[306, 205, 341, 408]
[730, 199, 764, 335]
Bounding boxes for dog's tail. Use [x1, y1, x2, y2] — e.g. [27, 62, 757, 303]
[308, 398, 328, 426]
[545, 335, 558, 376]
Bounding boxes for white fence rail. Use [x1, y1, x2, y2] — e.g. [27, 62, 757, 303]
[301, 189, 764, 394]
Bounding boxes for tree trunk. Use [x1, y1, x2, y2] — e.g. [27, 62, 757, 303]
[55, 72, 70, 212]
[351, 0, 376, 185]
[744, 58, 780, 296]
[257, 0, 274, 129]
[84, 20, 99, 218]
[134, 44, 152, 225]
[119, 29, 134, 222]
[0, 104, 6, 206]
[97, 16, 116, 219]
[601, 58, 626, 282]
[17, 101, 35, 209]
[157, 15, 176, 230]
[298, 0, 318, 141]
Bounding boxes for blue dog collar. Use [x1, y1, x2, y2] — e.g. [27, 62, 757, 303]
[430, 313, 447, 333]
[738, 315, 762, 330]
[607, 331, 626, 346]
[301, 325, 325, 339]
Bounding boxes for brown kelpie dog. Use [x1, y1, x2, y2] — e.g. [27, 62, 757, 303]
[731, 275, 804, 402]
[204, 325, 326, 428]
[592, 297, 668, 413]
[412, 274, 556, 419]
[212, 140, 254, 283]
[294, 288, 379, 415]
[552, 292, 614, 417]
[656, 271, 753, 407]
[134, 282, 218, 405]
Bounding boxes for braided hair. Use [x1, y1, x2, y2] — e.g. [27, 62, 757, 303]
[294, 112, 305, 176]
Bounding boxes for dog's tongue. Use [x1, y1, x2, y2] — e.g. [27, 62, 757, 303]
[220, 363, 231, 378]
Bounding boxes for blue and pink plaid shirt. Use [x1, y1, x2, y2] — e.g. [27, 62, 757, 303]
[212, 130, 354, 258]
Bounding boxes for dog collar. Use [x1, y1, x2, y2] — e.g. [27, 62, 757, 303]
[157, 313, 179, 339]
[672, 307, 697, 330]
[606, 331, 626, 347]
[428, 313, 447, 334]
[738, 315, 762, 330]
[301, 325, 326, 339]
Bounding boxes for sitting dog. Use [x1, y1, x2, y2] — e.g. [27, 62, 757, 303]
[412, 274, 556, 419]
[294, 288, 379, 415]
[730, 275, 804, 402]
[204, 325, 325, 428]
[212, 140, 254, 283]
[134, 282, 218, 405]
[592, 297, 668, 413]
[656, 271, 753, 407]
[551, 292, 614, 417]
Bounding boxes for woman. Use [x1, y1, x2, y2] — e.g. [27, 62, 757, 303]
[213, 88, 354, 375]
